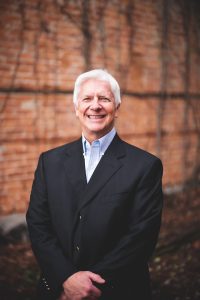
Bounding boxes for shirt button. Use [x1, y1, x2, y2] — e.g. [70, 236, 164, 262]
[76, 245, 80, 251]
[79, 214, 82, 220]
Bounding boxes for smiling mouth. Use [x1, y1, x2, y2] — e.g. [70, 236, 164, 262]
[87, 115, 106, 119]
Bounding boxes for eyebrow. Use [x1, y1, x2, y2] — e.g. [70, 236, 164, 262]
[82, 93, 111, 97]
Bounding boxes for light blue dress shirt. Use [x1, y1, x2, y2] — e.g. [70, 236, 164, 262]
[82, 127, 116, 182]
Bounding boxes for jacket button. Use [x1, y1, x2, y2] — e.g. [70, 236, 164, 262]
[79, 214, 82, 220]
[76, 245, 80, 251]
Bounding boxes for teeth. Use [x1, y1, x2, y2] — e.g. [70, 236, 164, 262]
[88, 115, 105, 119]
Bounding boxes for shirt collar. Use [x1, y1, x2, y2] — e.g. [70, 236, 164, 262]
[82, 127, 116, 156]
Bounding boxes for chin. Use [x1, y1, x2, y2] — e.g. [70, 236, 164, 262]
[86, 122, 104, 130]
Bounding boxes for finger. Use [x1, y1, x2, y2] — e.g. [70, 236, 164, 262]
[57, 291, 66, 300]
[90, 284, 102, 298]
[87, 272, 105, 284]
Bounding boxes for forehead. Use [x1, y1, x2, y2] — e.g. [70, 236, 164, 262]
[79, 79, 113, 95]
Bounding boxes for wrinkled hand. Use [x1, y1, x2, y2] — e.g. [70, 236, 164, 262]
[58, 291, 68, 300]
[61, 271, 105, 300]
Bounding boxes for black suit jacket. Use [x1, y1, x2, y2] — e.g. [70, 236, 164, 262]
[26, 134, 163, 299]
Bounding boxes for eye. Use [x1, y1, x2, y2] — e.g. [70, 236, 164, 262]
[82, 97, 91, 102]
[99, 97, 111, 102]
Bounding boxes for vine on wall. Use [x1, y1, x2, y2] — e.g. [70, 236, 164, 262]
[0, 0, 200, 186]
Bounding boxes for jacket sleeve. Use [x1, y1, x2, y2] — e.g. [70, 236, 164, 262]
[26, 154, 77, 295]
[90, 158, 163, 282]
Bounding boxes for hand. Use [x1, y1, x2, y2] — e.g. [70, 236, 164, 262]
[58, 291, 68, 300]
[62, 271, 105, 300]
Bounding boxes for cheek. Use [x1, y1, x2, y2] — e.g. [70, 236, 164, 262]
[75, 108, 83, 119]
[75, 105, 85, 117]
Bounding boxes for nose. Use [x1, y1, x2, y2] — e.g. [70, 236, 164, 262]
[90, 97, 102, 110]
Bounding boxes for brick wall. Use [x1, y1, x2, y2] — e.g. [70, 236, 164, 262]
[0, 0, 200, 214]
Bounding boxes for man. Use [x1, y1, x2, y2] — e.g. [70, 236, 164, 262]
[26, 69, 163, 300]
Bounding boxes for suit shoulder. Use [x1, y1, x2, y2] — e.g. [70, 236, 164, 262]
[40, 138, 81, 159]
[122, 140, 162, 166]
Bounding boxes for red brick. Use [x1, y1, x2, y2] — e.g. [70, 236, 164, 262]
[0, 0, 199, 214]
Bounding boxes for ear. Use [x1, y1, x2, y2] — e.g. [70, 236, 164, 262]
[74, 104, 79, 117]
[115, 104, 120, 118]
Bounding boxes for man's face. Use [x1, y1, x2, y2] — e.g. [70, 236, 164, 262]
[75, 79, 119, 142]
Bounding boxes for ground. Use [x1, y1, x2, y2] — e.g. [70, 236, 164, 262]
[0, 187, 200, 300]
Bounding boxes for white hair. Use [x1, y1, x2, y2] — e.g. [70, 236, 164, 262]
[73, 69, 121, 107]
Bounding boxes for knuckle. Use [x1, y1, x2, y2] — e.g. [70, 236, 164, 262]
[86, 285, 92, 293]
[82, 290, 89, 297]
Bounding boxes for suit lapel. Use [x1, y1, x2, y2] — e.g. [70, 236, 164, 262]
[63, 138, 87, 197]
[78, 135, 126, 210]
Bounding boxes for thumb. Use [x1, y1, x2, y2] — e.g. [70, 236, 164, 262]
[87, 272, 105, 284]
